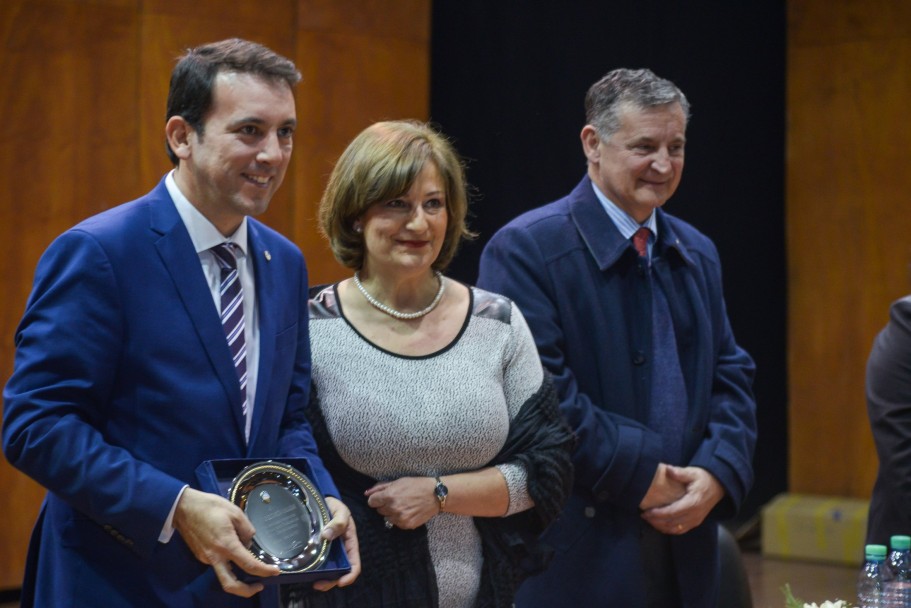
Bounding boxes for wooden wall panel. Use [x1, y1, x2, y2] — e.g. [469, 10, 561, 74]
[137, 0, 300, 241]
[0, 0, 429, 591]
[295, 0, 430, 285]
[0, 0, 141, 589]
[788, 0, 911, 496]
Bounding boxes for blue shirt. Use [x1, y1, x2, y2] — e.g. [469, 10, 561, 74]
[591, 181, 658, 259]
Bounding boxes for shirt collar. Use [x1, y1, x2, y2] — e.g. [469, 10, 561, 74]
[165, 170, 248, 256]
[590, 180, 658, 242]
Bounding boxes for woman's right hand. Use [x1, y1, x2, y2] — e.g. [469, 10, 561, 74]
[365, 477, 440, 529]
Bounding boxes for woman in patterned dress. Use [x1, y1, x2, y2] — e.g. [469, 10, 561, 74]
[283, 120, 573, 608]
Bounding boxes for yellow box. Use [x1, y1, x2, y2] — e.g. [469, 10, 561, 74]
[761, 493, 869, 566]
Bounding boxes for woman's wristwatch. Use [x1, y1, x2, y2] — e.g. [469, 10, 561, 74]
[433, 476, 448, 511]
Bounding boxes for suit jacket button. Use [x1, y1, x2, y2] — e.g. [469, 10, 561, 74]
[632, 351, 646, 365]
[584, 506, 596, 518]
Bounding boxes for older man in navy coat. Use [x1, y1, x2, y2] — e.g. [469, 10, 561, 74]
[3, 39, 359, 607]
[478, 68, 756, 607]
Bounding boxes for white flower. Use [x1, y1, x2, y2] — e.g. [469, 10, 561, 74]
[783, 583, 853, 608]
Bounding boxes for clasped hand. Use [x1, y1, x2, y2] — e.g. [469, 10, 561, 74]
[638, 464, 724, 536]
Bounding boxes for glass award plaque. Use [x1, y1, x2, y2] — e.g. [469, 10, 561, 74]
[229, 461, 331, 573]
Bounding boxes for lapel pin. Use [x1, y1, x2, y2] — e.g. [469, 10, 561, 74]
[264, 250, 272, 262]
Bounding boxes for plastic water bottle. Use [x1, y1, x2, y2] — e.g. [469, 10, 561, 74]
[859, 544, 889, 607]
[886, 535, 911, 608]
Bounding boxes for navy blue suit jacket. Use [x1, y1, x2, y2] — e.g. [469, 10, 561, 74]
[2, 177, 336, 607]
[867, 296, 911, 546]
[478, 176, 756, 607]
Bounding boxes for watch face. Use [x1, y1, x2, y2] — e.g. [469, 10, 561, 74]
[435, 480, 448, 501]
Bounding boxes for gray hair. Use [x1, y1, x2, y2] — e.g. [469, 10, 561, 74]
[585, 68, 690, 138]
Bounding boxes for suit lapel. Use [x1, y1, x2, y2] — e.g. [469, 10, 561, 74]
[246, 222, 276, 448]
[148, 180, 247, 441]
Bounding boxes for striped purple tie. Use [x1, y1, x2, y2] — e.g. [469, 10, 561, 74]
[212, 243, 247, 419]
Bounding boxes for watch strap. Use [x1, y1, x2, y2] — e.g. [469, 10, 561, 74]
[434, 476, 448, 511]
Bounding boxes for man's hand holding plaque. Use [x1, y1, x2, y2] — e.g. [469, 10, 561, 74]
[183, 458, 360, 594]
[174, 487, 281, 597]
[314, 496, 360, 591]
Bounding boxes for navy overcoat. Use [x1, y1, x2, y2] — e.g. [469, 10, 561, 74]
[478, 176, 756, 607]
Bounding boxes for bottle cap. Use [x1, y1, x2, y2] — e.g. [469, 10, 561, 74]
[891, 535, 911, 551]
[866, 544, 888, 559]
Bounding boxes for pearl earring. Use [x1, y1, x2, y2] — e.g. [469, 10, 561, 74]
[354, 224, 363, 233]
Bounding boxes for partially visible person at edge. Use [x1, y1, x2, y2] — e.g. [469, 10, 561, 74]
[281, 119, 575, 608]
[2, 38, 359, 607]
[478, 68, 757, 607]
[866, 293, 911, 546]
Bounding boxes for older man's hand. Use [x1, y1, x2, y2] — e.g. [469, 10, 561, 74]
[640, 466, 724, 535]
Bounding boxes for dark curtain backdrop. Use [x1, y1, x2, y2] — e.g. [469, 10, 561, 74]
[430, 1, 786, 523]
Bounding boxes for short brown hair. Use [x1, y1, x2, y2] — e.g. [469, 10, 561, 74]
[320, 120, 475, 271]
[165, 38, 301, 165]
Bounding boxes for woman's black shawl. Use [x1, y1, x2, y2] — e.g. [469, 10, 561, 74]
[282, 375, 574, 608]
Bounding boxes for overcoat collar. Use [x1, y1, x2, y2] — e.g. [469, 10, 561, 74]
[568, 175, 695, 270]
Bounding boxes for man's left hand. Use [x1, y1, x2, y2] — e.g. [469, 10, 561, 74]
[639, 466, 724, 535]
[311, 496, 361, 592]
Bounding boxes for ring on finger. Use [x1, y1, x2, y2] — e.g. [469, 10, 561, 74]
[384, 517, 394, 530]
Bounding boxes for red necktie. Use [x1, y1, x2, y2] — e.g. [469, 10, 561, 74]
[632, 227, 650, 258]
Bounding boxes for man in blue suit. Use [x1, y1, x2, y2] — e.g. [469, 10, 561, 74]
[478, 68, 756, 607]
[3, 38, 359, 607]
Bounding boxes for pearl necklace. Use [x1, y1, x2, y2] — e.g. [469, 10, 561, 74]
[353, 270, 445, 320]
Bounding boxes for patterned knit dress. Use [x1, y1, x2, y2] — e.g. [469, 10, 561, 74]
[308, 284, 543, 608]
